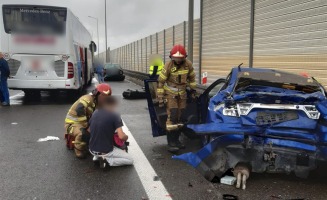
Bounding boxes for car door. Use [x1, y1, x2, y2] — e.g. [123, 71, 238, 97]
[198, 78, 227, 123]
[144, 78, 226, 138]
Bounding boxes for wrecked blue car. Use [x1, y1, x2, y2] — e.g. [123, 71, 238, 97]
[145, 67, 327, 182]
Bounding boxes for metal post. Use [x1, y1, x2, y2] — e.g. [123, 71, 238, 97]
[105, 0, 108, 63]
[134, 42, 136, 71]
[156, 32, 158, 54]
[183, 21, 186, 47]
[199, 0, 203, 84]
[249, 0, 255, 68]
[163, 29, 166, 63]
[145, 37, 148, 73]
[150, 35, 152, 54]
[173, 26, 175, 45]
[188, 0, 194, 63]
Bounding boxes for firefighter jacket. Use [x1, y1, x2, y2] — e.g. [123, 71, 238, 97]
[65, 94, 96, 127]
[157, 59, 196, 98]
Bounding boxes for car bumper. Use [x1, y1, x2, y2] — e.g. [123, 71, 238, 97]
[173, 133, 327, 181]
[8, 78, 78, 90]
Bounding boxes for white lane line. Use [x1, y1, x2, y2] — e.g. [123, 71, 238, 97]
[9, 92, 24, 99]
[123, 121, 172, 200]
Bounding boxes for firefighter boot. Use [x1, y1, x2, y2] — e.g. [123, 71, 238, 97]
[175, 132, 185, 149]
[167, 131, 179, 153]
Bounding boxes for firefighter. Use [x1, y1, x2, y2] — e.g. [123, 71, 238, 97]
[157, 45, 196, 152]
[64, 83, 112, 158]
[149, 54, 164, 79]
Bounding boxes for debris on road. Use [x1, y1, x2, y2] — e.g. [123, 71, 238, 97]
[153, 154, 164, 160]
[153, 176, 161, 181]
[220, 176, 236, 186]
[188, 182, 193, 187]
[222, 194, 238, 200]
[37, 136, 60, 142]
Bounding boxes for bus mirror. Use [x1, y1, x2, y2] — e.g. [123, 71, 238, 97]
[90, 41, 97, 52]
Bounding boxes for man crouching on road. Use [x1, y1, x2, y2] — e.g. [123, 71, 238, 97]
[89, 96, 133, 168]
[64, 83, 112, 158]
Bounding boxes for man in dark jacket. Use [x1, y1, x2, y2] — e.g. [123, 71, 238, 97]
[0, 53, 10, 106]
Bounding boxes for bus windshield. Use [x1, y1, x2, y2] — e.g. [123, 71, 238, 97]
[2, 5, 67, 35]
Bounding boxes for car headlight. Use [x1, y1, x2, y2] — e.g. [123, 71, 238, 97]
[223, 107, 238, 116]
[237, 103, 253, 115]
[304, 105, 320, 119]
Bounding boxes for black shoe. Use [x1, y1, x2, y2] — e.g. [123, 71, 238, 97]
[167, 131, 180, 153]
[168, 145, 179, 153]
[99, 157, 109, 169]
[176, 140, 185, 149]
[93, 160, 100, 167]
[1, 102, 10, 106]
[175, 133, 185, 149]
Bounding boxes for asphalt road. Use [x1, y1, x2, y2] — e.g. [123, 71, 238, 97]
[0, 79, 327, 200]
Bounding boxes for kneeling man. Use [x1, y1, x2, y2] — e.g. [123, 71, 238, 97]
[89, 96, 133, 168]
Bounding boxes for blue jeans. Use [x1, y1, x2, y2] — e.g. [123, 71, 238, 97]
[0, 78, 9, 104]
[97, 74, 104, 83]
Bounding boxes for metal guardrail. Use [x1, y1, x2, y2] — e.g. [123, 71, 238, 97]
[123, 69, 208, 93]
[124, 70, 149, 81]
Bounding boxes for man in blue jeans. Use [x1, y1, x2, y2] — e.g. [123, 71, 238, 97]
[96, 64, 105, 83]
[0, 53, 10, 106]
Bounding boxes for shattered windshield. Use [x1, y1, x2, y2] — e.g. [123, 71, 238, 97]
[234, 71, 322, 94]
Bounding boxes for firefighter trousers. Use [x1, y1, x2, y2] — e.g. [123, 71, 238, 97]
[65, 123, 87, 158]
[166, 95, 186, 131]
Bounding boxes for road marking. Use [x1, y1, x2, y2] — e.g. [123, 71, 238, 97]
[9, 92, 24, 99]
[122, 121, 172, 200]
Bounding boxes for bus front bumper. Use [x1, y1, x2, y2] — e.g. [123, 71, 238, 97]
[8, 78, 78, 90]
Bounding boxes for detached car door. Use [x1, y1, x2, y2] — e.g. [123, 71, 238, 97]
[144, 78, 226, 138]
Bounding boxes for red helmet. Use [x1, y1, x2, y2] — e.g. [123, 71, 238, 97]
[170, 45, 187, 59]
[95, 83, 112, 96]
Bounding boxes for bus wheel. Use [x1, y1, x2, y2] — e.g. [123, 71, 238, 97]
[23, 90, 41, 100]
[75, 87, 85, 97]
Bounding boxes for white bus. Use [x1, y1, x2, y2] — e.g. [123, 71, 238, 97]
[0, 4, 96, 95]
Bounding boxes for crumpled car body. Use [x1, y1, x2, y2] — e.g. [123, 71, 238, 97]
[172, 67, 327, 181]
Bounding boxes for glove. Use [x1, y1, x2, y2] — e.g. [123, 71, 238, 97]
[158, 97, 164, 107]
[190, 89, 197, 101]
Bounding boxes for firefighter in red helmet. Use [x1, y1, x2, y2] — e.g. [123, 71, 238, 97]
[64, 83, 112, 158]
[157, 45, 197, 152]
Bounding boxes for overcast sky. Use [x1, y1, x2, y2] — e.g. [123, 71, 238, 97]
[4, 0, 200, 52]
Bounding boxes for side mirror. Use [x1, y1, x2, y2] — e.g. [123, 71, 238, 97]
[89, 41, 97, 52]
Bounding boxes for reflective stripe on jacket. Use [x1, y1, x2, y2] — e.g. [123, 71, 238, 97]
[65, 94, 96, 125]
[157, 59, 196, 97]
